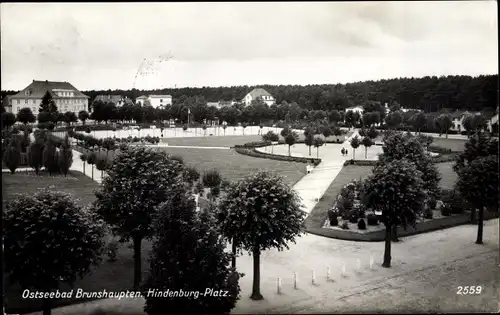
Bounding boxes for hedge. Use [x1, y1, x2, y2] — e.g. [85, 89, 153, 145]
[234, 146, 321, 166]
[343, 159, 378, 166]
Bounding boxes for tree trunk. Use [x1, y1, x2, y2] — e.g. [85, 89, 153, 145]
[476, 207, 484, 244]
[470, 208, 476, 224]
[271, 145, 274, 154]
[392, 225, 399, 242]
[91, 165, 94, 180]
[308, 145, 311, 156]
[42, 297, 52, 315]
[382, 224, 392, 268]
[250, 248, 263, 300]
[365, 147, 367, 159]
[231, 238, 237, 269]
[317, 147, 319, 158]
[352, 149, 355, 160]
[133, 236, 142, 290]
[445, 130, 448, 139]
[288, 145, 291, 156]
[83, 162, 85, 174]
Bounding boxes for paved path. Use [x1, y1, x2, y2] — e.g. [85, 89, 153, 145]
[287, 131, 360, 214]
[26, 219, 499, 315]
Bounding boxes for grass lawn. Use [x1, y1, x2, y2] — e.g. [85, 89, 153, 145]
[162, 135, 263, 147]
[431, 137, 467, 152]
[305, 162, 459, 230]
[159, 147, 306, 186]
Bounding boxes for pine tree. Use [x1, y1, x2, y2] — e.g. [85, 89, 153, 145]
[58, 134, 73, 176]
[143, 184, 240, 314]
[39, 91, 58, 122]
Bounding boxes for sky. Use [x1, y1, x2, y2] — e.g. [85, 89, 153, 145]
[1, 1, 498, 91]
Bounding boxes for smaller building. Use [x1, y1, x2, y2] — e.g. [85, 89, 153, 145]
[136, 95, 172, 108]
[242, 88, 275, 106]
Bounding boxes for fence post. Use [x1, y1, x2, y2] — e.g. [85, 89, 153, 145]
[293, 272, 298, 289]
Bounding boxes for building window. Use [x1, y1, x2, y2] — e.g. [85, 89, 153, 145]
[25, 100, 28, 104]
[160, 99, 163, 102]
[17, 100, 20, 104]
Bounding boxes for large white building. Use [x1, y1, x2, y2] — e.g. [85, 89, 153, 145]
[135, 95, 172, 108]
[242, 88, 275, 106]
[6, 80, 89, 114]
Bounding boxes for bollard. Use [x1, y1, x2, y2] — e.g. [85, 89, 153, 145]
[356, 258, 361, 273]
[341, 262, 347, 277]
[277, 277, 282, 294]
[327, 266, 331, 281]
[294, 272, 298, 289]
[370, 256, 374, 270]
[312, 269, 316, 285]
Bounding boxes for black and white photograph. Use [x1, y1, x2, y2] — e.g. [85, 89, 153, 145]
[1, 1, 498, 315]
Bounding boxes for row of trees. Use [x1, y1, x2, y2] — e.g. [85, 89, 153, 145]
[359, 129, 498, 268]
[4, 145, 306, 314]
[59, 74, 497, 112]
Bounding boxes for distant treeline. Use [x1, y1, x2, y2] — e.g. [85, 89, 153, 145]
[2, 74, 498, 112]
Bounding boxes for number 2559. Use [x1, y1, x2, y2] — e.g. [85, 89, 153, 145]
[457, 286, 482, 295]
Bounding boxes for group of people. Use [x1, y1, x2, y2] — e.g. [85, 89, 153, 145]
[341, 147, 349, 156]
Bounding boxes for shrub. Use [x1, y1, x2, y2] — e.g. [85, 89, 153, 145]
[357, 218, 367, 230]
[441, 205, 452, 216]
[367, 214, 378, 225]
[440, 189, 468, 214]
[341, 221, 349, 230]
[329, 216, 338, 226]
[107, 241, 118, 262]
[424, 208, 434, 219]
[183, 166, 200, 184]
[427, 196, 437, 210]
[169, 154, 184, 165]
[195, 181, 204, 195]
[202, 169, 222, 188]
[349, 214, 358, 223]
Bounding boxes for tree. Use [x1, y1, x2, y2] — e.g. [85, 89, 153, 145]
[143, 185, 241, 314]
[304, 133, 314, 156]
[280, 126, 290, 139]
[37, 111, 52, 124]
[328, 110, 341, 125]
[367, 126, 378, 139]
[95, 157, 108, 179]
[471, 114, 488, 133]
[285, 132, 296, 156]
[42, 138, 59, 175]
[217, 171, 305, 300]
[1, 112, 16, 129]
[350, 135, 360, 159]
[39, 91, 58, 123]
[64, 111, 78, 126]
[242, 122, 247, 135]
[17, 107, 36, 125]
[223, 124, 227, 135]
[202, 169, 222, 199]
[78, 110, 89, 125]
[361, 136, 374, 159]
[4, 189, 104, 315]
[321, 125, 332, 145]
[453, 133, 498, 223]
[87, 151, 97, 180]
[80, 153, 87, 175]
[58, 134, 73, 176]
[183, 166, 200, 187]
[455, 155, 498, 244]
[344, 111, 355, 129]
[3, 140, 21, 174]
[28, 139, 44, 175]
[434, 114, 453, 138]
[361, 159, 426, 268]
[93, 146, 184, 290]
[410, 112, 427, 134]
[385, 111, 402, 130]
[202, 124, 207, 136]
[313, 136, 325, 158]
[379, 132, 441, 200]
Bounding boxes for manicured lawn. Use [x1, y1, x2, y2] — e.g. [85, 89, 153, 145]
[431, 138, 467, 152]
[162, 135, 263, 147]
[159, 147, 306, 186]
[305, 162, 459, 230]
[2, 170, 98, 206]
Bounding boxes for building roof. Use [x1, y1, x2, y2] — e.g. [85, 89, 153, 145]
[136, 95, 148, 99]
[345, 106, 363, 110]
[10, 80, 89, 99]
[245, 88, 273, 99]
